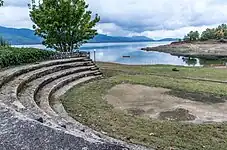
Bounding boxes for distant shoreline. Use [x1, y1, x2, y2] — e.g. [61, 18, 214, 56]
[12, 40, 175, 46]
[141, 40, 227, 59]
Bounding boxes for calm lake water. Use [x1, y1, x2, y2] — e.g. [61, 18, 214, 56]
[14, 42, 220, 66]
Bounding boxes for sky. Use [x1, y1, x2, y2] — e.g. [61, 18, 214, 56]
[0, 0, 227, 39]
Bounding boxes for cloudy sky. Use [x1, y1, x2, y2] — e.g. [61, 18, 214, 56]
[0, 0, 227, 39]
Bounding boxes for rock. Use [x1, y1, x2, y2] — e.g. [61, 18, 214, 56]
[149, 133, 155, 136]
[12, 100, 25, 110]
[60, 124, 67, 129]
[126, 137, 131, 141]
[101, 131, 107, 135]
[81, 128, 85, 132]
[219, 38, 227, 43]
[172, 68, 180, 72]
[36, 117, 44, 123]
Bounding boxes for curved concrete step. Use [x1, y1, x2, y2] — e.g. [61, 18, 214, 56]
[38, 74, 100, 118]
[19, 70, 103, 140]
[16, 61, 94, 95]
[0, 61, 93, 110]
[51, 76, 102, 101]
[49, 76, 102, 132]
[35, 69, 99, 108]
[17, 67, 98, 120]
[36, 75, 102, 137]
[0, 57, 90, 88]
[36, 72, 100, 114]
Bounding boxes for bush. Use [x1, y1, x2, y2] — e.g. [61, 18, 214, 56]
[0, 47, 55, 68]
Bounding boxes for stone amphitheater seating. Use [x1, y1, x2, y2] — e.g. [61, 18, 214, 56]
[0, 57, 149, 150]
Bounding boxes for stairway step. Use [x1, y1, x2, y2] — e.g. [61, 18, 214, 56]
[52, 75, 101, 102]
[48, 71, 100, 101]
[90, 67, 99, 71]
[34, 69, 98, 106]
[0, 57, 88, 88]
[36, 75, 101, 132]
[50, 76, 102, 133]
[16, 61, 94, 94]
[14, 67, 97, 124]
[94, 72, 103, 76]
[0, 61, 93, 110]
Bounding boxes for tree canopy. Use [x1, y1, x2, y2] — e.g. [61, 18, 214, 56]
[200, 28, 216, 41]
[184, 24, 227, 42]
[200, 24, 227, 41]
[183, 31, 200, 42]
[29, 0, 100, 52]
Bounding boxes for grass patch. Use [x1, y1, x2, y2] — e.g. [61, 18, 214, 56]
[62, 63, 227, 150]
[168, 90, 226, 104]
[113, 74, 227, 96]
[97, 62, 227, 81]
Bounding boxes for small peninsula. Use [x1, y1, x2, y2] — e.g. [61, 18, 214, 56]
[142, 24, 227, 59]
[142, 40, 227, 59]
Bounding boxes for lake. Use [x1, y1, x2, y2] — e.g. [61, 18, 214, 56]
[14, 42, 219, 66]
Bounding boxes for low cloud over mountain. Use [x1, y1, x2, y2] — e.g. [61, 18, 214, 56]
[0, 0, 227, 39]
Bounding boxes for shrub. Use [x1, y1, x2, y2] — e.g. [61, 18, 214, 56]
[0, 47, 55, 68]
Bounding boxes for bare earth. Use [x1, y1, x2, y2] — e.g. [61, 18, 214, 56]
[105, 84, 227, 123]
[142, 41, 227, 58]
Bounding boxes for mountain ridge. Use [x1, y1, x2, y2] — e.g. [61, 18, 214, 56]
[0, 26, 178, 45]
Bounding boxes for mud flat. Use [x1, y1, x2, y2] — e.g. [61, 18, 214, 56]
[105, 84, 227, 123]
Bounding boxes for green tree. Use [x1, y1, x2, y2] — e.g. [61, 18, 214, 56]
[29, 0, 100, 52]
[200, 24, 227, 40]
[215, 24, 227, 39]
[183, 35, 190, 42]
[200, 28, 216, 41]
[183, 31, 200, 41]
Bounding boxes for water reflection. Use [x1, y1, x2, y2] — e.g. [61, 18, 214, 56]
[13, 42, 227, 66]
[199, 58, 227, 67]
[182, 57, 227, 67]
[182, 57, 198, 66]
[80, 42, 193, 66]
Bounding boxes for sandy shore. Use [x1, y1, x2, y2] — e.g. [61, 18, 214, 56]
[142, 41, 227, 59]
